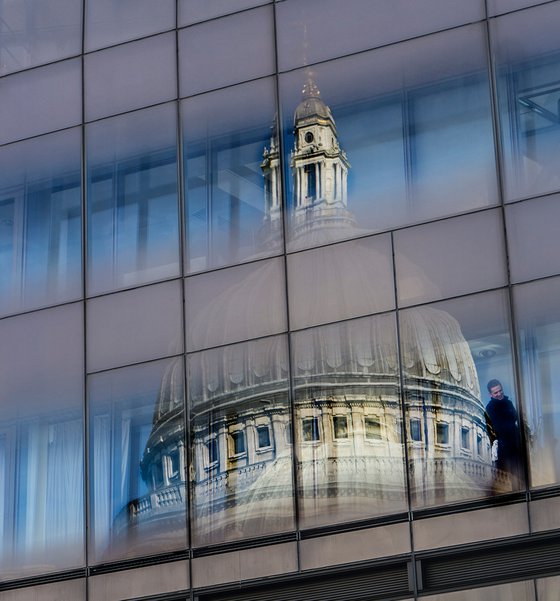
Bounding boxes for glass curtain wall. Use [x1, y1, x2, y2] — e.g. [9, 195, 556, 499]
[3, 0, 560, 592]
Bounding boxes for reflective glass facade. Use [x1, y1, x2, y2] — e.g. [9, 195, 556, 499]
[2, 1, 560, 600]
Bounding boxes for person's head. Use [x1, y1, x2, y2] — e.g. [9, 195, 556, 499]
[487, 379, 504, 400]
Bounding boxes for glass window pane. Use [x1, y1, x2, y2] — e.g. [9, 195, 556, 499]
[179, 0, 268, 26]
[506, 194, 560, 284]
[0, 0, 81, 76]
[333, 416, 348, 440]
[400, 290, 524, 509]
[394, 210, 507, 307]
[87, 280, 183, 373]
[178, 6, 274, 97]
[85, 32, 176, 121]
[0, 304, 84, 581]
[86, 0, 175, 51]
[87, 104, 180, 295]
[0, 129, 82, 317]
[292, 314, 407, 529]
[182, 78, 282, 274]
[280, 24, 497, 252]
[276, 0, 484, 72]
[492, 2, 560, 201]
[188, 336, 294, 546]
[185, 258, 287, 351]
[287, 234, 394, 330]
[89, 358, 187, 563]
[514, 277, 560, 488]
[0, 59, 81, 145]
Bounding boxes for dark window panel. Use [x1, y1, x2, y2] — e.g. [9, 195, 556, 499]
[257, 425, 272, 449]
[333, 416, 349, 440]
[302, 417, 321, 442]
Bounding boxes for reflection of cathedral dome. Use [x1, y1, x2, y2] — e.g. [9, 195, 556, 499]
[401, 307, 480, 398]
[128, 77, 506, 547]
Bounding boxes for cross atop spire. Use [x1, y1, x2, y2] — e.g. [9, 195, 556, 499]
[301, 71, 321, 99]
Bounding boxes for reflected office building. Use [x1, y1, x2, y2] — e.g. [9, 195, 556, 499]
[3, 2, 560, 601]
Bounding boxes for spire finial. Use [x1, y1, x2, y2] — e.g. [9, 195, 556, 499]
[301, 70, 320, 99]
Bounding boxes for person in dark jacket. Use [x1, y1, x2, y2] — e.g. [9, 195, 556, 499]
[485, 379, 522, 483]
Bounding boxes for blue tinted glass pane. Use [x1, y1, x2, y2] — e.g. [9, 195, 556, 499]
[515, 278, 560, 489]
[280, 24, 497, 252]
[89, 358, 187, 562]
[87, 104, 180, 295]
[0, 129, 82, 317]
[0, 0, 82, 76]
[493, 3, 560, 201]
[0, 304, 84, 581]
[401, 291, 523, 509]
[291, 314, 407, 529]
[188, 336, 294, 546]
[182, 78, 282, 273]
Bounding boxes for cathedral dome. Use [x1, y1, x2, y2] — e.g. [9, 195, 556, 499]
[133, 78, 501, 541]
[294, 95, 333, 123]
